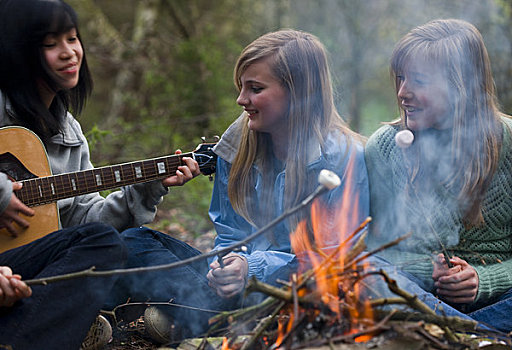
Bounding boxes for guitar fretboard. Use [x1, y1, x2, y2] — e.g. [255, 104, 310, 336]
[17, 152, 194, 207]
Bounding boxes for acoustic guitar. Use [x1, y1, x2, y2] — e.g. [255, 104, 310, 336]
[0, 126, 217, 253]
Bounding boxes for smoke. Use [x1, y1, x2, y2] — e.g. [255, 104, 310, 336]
[283, 0, 510, 135]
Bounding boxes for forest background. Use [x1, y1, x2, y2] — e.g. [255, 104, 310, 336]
[68, 0, 512, 249]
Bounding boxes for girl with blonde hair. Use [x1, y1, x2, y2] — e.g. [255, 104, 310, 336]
[208, 28, 368, 299]
[112, 29, 369, 339]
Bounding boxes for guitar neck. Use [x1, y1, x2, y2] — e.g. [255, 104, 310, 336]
[17, 152, 195, 207]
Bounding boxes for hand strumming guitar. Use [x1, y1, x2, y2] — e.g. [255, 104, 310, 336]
[0, 182, 35, 236]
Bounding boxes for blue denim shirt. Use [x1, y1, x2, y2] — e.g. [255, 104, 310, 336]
[208, 117, 370, 284]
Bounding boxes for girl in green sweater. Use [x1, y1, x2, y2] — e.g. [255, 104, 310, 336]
[365, 18, 512, 332]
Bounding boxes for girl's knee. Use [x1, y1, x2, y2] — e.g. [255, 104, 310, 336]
[120, 227, 155, 240]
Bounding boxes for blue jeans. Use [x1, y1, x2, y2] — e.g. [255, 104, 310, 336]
[468, 288, 512, 332]
[365, 255, 512, 333]
[106, 227, 246, 337]
[0, 223, 127, 350]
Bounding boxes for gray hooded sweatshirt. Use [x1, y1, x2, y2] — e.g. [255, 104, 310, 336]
[0, 93, 168, 232]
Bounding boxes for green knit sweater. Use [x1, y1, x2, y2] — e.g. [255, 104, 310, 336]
[365, 117, 512, 304]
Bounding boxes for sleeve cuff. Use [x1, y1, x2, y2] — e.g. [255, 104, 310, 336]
[245, 253, 264, 280]
[474, 263, 512, 303]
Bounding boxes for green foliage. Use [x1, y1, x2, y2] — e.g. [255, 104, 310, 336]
[84, 124, 111, 152]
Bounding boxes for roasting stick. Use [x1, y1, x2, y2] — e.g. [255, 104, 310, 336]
[24, 169, 342, 286]
[396, 115, 453, 268]
[409, 184, 453, 268]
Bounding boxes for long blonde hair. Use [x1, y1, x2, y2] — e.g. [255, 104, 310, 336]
[390, 19, 507, 226]
[228, 29, 361, 228]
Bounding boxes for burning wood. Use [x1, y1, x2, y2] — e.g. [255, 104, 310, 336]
[207, 214, 511, 350]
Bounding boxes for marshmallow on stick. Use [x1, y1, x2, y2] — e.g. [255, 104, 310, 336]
[318, 169, 341, 190]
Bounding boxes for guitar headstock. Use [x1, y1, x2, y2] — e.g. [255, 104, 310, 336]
[193, 137, 219, 177]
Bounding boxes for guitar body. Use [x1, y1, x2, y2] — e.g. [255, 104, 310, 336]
[0, 127, 59, 253]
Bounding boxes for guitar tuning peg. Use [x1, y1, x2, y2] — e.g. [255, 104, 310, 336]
[201, 136, 206, 143]
[213, 135, 220, 142]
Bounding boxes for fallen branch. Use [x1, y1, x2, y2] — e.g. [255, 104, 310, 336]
[370, 269, 459, 342]
[349, 232, 412, 267]
[372, 309, 479, 331]
[240, 301, 286, 350]
[24, 172, 339, 286]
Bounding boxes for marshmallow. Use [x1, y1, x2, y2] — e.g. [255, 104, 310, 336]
[395, 129, 414, 148]
[318, 169, 341, 190]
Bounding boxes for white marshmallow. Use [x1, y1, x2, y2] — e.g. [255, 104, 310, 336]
[318, 169, 341, 190]
[395, 129, 414, 148]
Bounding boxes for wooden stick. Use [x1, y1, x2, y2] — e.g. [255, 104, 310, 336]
[370, 269, 460, 342]
[208, 296, 278, 325]
[24, 184, 332, 286]
[240, 301, 286, 350]
[372, 309, 479, 332]
[349, 232, 412, 267]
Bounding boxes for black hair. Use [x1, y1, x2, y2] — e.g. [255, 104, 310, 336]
[0, 0, 93, 141]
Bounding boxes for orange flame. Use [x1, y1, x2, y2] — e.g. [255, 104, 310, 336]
[221, 337, 230, 350]
[274, 312, 294, 348]
[290, 156, 359, 315]
[289, 155, 375, 339]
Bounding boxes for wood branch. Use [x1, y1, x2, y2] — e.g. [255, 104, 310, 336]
[349, 232, 412, 267]
[291, 273, 299, 325]
[24, 185, 332, 286]
[371, 269, 462, 342]
[208, 297, 278, 326]
[369, 297, 408, 307]
[240, 301, 286, 350]
[372, 309, 480, 332]
[245, 277, 293, 303]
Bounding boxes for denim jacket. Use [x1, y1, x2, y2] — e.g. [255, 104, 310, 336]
[209, 116, 370, 284]
[0, 92, 168, 232]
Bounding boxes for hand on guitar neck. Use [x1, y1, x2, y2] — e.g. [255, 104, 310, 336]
[161, 150, 201, 187]
[0, 182, 35, 237]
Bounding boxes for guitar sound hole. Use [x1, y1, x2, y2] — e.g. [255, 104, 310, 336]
[0, 152, 38, 181]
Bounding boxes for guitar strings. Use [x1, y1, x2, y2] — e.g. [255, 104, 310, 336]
[17, 152, 194, 206]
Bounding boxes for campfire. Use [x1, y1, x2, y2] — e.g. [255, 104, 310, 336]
[205, 210, 510, 349]
[203, 170, 511, 350]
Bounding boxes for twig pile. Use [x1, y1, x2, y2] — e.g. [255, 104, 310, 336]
[206, 219, 512, 350]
